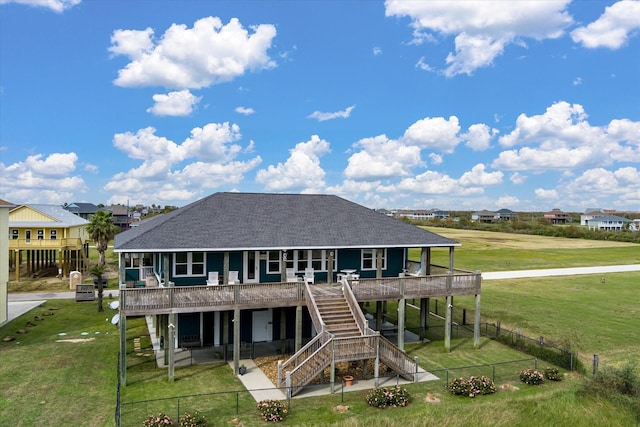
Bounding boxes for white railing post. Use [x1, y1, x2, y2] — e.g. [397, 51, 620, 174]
[285, 371, 292, 399]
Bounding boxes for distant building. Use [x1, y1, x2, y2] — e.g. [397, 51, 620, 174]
[63, 202, 100, 220]
[544, 208, 570, 224]
[496, 209, 516, 221]
[471, 210, 499, 223]
[588, 215, 631, 232]
[108, 204, 130, 231]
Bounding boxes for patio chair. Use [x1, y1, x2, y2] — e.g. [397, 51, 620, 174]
[206, 271, 219, 286]
[304, 268, 315, 285]
[285, 268, 297, 282]
[228, 270, 239, 284]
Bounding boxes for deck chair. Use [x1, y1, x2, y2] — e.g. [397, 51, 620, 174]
[304, 268, 315, 285]
[228, 270, 239, 284]
[286, 268, 297, 282]
[206, 271, 219, 286]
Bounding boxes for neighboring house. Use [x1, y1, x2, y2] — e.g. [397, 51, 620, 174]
[471, 210, 499, 223]
[544, 208, 570, 224]
[0, 199, 15, 327]
[108, 204, 130, 231]
[580, 208, 604, 226]
[8, 204, 90, 281]
[630, 219, 640, 232]
[432, 210, 450, 220]
[392, 209, 450, 221]
[496, 209, 516, 221]
[114, 192, 482, 391]
[63, 202, 100, 220]
[588, 215, 631, 231]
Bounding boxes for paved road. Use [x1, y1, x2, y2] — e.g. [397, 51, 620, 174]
[3, 264, 639, 325]
[482, 264, 640, 280]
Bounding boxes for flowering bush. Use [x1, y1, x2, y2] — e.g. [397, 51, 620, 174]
[143, 412, 173, 426]
[448, 376, 496, 398]
[520, 368, 545, 385]
[257, 399, 288, 422]
[365, 386, 410, 408]
[544, 367, 562, 381]
[179, 411, 207, 426]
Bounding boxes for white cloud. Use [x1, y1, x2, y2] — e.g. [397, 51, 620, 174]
[415, 57, 435, 72]
[0, 0, 81, 13]
[255, 135, 330, 192]
[493, 101, 640, 171]
[235, 106, 255, 115]
[110, 17, 276, 89]
[462, 123, 498, 151]
[459, 163, 503, 187]
[344, 135, 423, 180]
[496, 195, 520, 209]
[0, 152, 86, 203]
[571, 0, 640, 49]
[386, 0, 573, 76]
[573, 77, 582, 86]
[181, 122, 242, 162]
[113, 127, 184, 162]
[402, 116, 461, 153]
[428, 153, 443, 165]
[107, 123, 259, 204]
[147, 90, 201, 116]
[394, 170, 482, 195]
[373, 47, 383, 55]
[307, 105, 355, 122]
[510, 172, 526, 185]
[534, 188, 559, 200]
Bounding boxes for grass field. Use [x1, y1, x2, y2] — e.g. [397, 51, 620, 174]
[2, 231, 639, 426]
[417, 227, 640, 271]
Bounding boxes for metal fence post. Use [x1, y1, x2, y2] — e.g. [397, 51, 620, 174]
[593, 354, 599, 375]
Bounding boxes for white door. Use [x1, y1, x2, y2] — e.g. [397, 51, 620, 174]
[244, 251, 260, 283]
[252, 309, 273, 342]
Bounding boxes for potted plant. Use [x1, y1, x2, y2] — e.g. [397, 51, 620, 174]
[239, 364, 247, 375]
[343, 375, 353, 386]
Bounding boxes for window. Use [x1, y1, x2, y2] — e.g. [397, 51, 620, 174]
[50, 230, 57, 240]
[174, 252, 205, 276]
[361, 249, 387, 271]
[266, 251, 280, 274]
[284, 250, 336, 272]
[11, 230, 18, 240]
[37, 229, 44, 240]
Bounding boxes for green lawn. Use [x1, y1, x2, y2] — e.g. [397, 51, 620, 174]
[2, 230, 639, 426]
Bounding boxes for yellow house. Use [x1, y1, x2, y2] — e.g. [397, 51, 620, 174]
[8, 204, 90, 282]
[0, 199, 14, 326]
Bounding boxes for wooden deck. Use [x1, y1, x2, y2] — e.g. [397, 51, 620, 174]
[120, 272, 481, 316]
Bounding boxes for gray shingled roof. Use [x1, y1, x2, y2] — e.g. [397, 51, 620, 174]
[10, 204, 89, 227]
[114, 192, 459, 252]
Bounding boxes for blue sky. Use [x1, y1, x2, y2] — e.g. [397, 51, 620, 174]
[1, 0, 639, 212]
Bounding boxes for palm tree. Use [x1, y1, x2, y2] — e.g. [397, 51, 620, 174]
[86, 210, 119, 265]
[89, 263, 107, 312]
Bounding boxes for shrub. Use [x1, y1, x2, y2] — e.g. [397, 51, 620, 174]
[520, 369, 544, 385]
[366, 386, 410, 408]
[143, 412, 173, 426]
[257, 399, 288, 422]
[544, 367, 562, 381]
[448, 376, 496, 398]
[179, 411, 207, 426]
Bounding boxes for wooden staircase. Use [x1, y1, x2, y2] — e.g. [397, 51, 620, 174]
[277, 282, 421, 397]
[314, 296, 361, 337]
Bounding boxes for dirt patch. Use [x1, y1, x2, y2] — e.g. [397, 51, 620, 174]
[254, 355, 391, 385]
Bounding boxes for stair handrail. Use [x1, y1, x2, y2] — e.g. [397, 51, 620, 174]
[377, 334, 418, 382]
[342, 277, 375, 335]
[277, 329, 333, 388]
[304, 281, 327, 334]
[286, 341, 334, 397]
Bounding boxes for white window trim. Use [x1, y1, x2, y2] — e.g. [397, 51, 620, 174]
[361, 249, 387, 271]
[173, 252, 206, 277]
[284, 250, 336, 273]
[266, 251, 281, 274]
